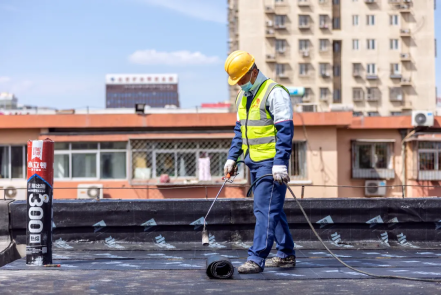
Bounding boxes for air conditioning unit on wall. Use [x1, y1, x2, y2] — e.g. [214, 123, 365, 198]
[412, 111, 434, 127]
[365, 180, 386, 197]
[0, 180, 27, 200]
[77, 184, 104, 199]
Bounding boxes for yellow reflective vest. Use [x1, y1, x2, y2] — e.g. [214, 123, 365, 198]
[235, 78, 289, 162]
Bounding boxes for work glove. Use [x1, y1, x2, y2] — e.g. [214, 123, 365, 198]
[272, 165, 290, 184]
[224, 159, 238, 178]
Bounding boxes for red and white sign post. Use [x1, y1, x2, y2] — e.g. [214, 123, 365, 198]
[26, 139, 54, 266]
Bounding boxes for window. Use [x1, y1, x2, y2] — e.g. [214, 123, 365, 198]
[389, 87, 403, 101]
[299, 63, 309, 76]
[416, 142, 441, 180]
[0, 146, 26, 179]
[130, 140, 234, 181]
[320, 63, 330, 76]
[353, 112, 363, 117]
[320, 88, 329, 101]
[353, 88, 364, 101]
[299, 39, 309, 51]
[391, 112, 402, 116]
[367, 112, 380, 117]
[299, 15, 309, 27]
[333, 0, 340, 4]
[275, 15, 286, 28]
[391, 63, 401, 75]
[303, 88, 313, 101]
[366, 15, 375, 26]
[54, 142, 127, 179]
[353, 15, 359, 26]
[319, 15, 328, 28]
[333, 89, 341, 103]
[353, 63, 362, 76]
[276, 64, 285, 76]
[353, 39, 359, 50]
[333, 41, 341, 52]
[319, 39, 328, 51]
[390, 14, 399, 25]
[390, 39, 399, 50]
[367, 39, 376, 50]
[276, 39, 286, 53]
[333, 65, 341, 77]
[333, 17, 340, 29]
[290, 142, 307, 179]
[367, 87, 380, 101]
[352, 141, 394, 179]
[367, 63, 376, 75]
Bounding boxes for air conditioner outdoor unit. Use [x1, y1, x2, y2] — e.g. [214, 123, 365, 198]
[329, 104, 354, 112]
[266, 54, 276, 59]
[403, 0, 411, 3]
[0, 180, 27, 200]
[399, 4, 409, 9]
[302, 50, 310, 57]
[266, 29, 275, 35]
[365, 181, 386, 197]
[365, 0, 375, 3]
[400, 29, 410, 34]
[412, 111, 434, 127]
[77, 184, 104, 199]
[266, 20, 273, 27]
[321, 72, 330, 77]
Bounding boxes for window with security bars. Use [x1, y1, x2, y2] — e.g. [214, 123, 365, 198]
[352, 141, 395, 179]
[0, 145, 26, 179]
[416, 142, 441, 180]
[130, 139, 240, 182]
[290, 142, 307, 179]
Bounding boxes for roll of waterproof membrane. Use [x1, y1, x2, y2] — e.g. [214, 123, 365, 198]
[206, 255, 235, 279]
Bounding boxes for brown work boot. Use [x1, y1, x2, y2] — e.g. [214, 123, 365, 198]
[238, 260, 263, 274]
[265, 255, 296, 268]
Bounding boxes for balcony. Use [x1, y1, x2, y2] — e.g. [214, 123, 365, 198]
[401, 77, 412, 86]
[400, 28, 411, 37]
[320, 71, 331, 78]
[274, 23, 287, 30]
[300, 50, 310, 58]
[390, 72, 402, 79]
[266, 54, 277, 63]
[400, 53, 411, 61]
[299, 22, 310, 30]
[298, 0, 310, 6]
[352, 168, 395, 179]
[265, 29, 276, 38]
[265, 6, 275, 14]
[390, 93, 403, 102]
[319, 22, 330, 30]
[366, 95, 379, 102]
[353, 70, 362, 78]
[366, 74, 378, 80]
[398, 4, 411, 13]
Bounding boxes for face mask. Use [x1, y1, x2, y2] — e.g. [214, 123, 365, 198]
[240, 73, 253, 92]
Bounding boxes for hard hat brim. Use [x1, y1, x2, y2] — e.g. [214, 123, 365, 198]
[228, 76, 241, 86]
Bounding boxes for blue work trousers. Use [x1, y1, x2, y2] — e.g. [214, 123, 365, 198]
[245, 156, 295, 269]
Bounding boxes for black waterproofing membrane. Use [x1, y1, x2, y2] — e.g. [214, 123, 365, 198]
[206, 255, 234, 279]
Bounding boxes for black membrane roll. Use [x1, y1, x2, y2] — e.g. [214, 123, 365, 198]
[206, 255, 235, 279]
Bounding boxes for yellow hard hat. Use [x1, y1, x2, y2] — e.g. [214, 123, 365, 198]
[224, 50, 255, 85]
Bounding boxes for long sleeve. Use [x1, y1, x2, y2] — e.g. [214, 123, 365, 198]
[267, 87, 294, 166]
[227, 118, 244, 161]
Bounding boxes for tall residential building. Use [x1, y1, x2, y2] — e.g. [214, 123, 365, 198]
[0, 93, 18, 109]
[228, 0, 436, 116]
[106, 74, 179, 108]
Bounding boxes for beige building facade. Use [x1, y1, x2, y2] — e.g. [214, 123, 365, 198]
[228, 0, 436, 116]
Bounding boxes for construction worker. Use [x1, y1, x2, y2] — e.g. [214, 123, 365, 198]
[224, 50, 296, 274]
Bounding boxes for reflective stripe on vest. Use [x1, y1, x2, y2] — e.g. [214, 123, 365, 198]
[235, 79, 289, 162]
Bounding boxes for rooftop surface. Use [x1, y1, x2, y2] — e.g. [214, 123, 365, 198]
[2, 249, 441, 294]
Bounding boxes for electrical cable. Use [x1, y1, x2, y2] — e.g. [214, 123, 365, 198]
[246, 174, 441, 283]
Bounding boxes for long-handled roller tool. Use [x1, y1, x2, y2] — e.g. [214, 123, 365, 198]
[202, 161, 244, 246]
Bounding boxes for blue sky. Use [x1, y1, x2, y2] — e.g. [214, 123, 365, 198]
[0, 0, 440, 109]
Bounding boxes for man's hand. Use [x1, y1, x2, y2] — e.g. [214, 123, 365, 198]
[224, 159, 238, 177]
[272, 165, 290, 184]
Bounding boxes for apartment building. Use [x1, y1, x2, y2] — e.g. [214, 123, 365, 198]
[228, 0, 436, 116]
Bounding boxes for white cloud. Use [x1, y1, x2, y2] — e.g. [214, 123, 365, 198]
[0, 76, 11, 83]
[141, 0, 226, 24]
[128, 49, 221, 66]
